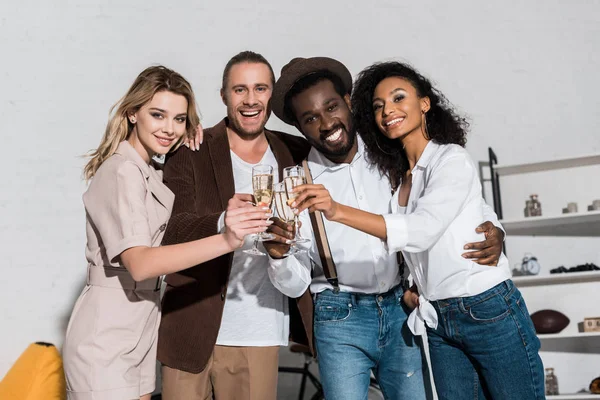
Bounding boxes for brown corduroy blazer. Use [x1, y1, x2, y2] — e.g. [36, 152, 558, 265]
[157, 118, 312, 373]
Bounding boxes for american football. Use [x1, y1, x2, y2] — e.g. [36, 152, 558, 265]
[530, 309, 570, 334]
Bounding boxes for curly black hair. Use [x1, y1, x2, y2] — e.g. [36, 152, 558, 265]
[351, 61, 469, 190]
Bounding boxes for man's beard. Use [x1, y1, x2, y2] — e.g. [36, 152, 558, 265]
[308, 125, 357, 160]
[227, 107, 270, 139]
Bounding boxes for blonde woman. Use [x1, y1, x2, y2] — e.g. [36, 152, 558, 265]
[63, 66, 271, 400]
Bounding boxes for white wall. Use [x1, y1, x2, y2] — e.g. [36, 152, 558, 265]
[2, 0, 600, 391]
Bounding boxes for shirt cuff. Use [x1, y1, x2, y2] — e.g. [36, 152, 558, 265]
[267, 255, 309, 298]
[383, 213, 409, 254]
[217, 211, 226, 233]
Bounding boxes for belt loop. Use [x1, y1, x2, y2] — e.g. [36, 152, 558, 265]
[396, 283, 405, 298]
[350, 293, 357, 308]
[86, 264, 92, 286]
[457, 297, 467, 313]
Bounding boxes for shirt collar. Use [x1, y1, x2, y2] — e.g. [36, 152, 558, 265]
[414, 140, 440, 171]
[307, 135, 365, 180]
[115, 140, 151, 179]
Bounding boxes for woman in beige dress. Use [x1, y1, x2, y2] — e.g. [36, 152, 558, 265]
[63, 66, 271, 400]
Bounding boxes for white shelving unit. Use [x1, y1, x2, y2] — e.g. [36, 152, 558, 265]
[500, 211, 600, 237]
[538, 332, 600, 353]
[493, 154, 600, 177]
[487, 148, 600, 396]
[512, 270, 600, 287]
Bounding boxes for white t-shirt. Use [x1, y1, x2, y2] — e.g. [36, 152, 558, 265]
[215, 147, 289, 347]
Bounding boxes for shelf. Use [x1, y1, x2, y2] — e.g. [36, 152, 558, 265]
[540, 331, 600, 340]
[499, 211, 600, 236]
[539, 332, 600, 353]
[494, 153, 600, 176]
[547, 395, 600, 399]
[513, 271, 600, 287]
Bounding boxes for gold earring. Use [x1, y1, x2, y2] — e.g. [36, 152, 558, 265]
[130, 118, 136, 123]
[421, 112, 430, 140]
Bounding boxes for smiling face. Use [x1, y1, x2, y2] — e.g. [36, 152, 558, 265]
[221, 62, 272, 138]
[128, 90, 188, 162]
[372, 76, 430, 142]
[291, 79, 355, 162]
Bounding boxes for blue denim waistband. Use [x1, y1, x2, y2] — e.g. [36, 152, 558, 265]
[315, 284, 403, 307]
[432, 279, 514, 312]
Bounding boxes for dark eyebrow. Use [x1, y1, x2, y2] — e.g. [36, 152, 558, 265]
[373, 88, 406, 103]
[149, 107, 187, 117]
[299, 109, 315, 119]
[298, 98, 339, 119]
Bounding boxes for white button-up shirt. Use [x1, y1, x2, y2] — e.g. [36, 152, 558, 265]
[268, 138, 504, 299]
[268, 138, 400, 297]
[383, 141, 511, 335]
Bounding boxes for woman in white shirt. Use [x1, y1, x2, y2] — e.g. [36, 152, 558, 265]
[292, 61, 544, 399]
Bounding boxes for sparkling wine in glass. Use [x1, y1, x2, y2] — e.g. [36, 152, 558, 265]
[283, 166, 310, 244]
[243, 164, 274, 256]
[274, 182, 305, 255]
[274, 182, 295, 223]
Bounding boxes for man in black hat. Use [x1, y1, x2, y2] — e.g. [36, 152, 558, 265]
[265, 57, 505, 400]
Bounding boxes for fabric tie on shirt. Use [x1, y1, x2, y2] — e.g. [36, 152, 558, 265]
[407, 295, 438, 336]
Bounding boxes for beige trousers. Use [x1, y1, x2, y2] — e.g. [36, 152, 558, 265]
[161, 345, 279, 400]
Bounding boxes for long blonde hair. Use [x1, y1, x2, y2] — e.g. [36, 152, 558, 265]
[83, 66, 200, 180]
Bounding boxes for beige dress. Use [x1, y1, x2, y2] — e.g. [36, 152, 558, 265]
[63, 141, 174, 400]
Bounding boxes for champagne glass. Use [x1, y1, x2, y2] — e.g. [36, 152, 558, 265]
[243, 164, 275, 256]
[273, 182, 305, 256]
[283, 166, 310, 244]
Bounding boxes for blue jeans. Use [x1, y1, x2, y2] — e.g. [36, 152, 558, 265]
[427, 280, 545, 400]
[314, 285, 430, 400]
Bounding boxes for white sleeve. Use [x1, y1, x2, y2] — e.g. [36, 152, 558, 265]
[383, 153, 477, 253]
[217, 211, 226, 233]
[268, 253, 312, 298]
[482, 202, 505, 239]
[267, 209, 314, 298]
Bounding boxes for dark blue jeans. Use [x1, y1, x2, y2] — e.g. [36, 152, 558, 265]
[314, 285, 431, 400]
[427, 280, 545, 399]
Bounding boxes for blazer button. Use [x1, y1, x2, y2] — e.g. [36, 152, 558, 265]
[159, 223, 167, 232]
[220, 293, 225, 301]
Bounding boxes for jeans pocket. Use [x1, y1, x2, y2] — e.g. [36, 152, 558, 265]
[466, 293, 511, 324]
[314, 301, 353, 323]
[514, 292, 537, 333]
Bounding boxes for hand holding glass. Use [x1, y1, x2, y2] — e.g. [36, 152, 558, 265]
[243, 164, 275, 256]
[283, 166, 310, 244]
[273, 181, 305, 255]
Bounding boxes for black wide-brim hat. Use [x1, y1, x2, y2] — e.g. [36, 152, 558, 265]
[272, 57, 352, 125]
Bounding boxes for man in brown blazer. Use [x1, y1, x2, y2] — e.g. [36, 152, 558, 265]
[157, 51, 310, 400]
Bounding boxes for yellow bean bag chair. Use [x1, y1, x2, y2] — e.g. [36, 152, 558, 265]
[0, 342, 66, 400]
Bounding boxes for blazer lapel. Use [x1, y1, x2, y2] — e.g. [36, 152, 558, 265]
[147, 168, 175, 211]
[207, 119, 235, 209]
